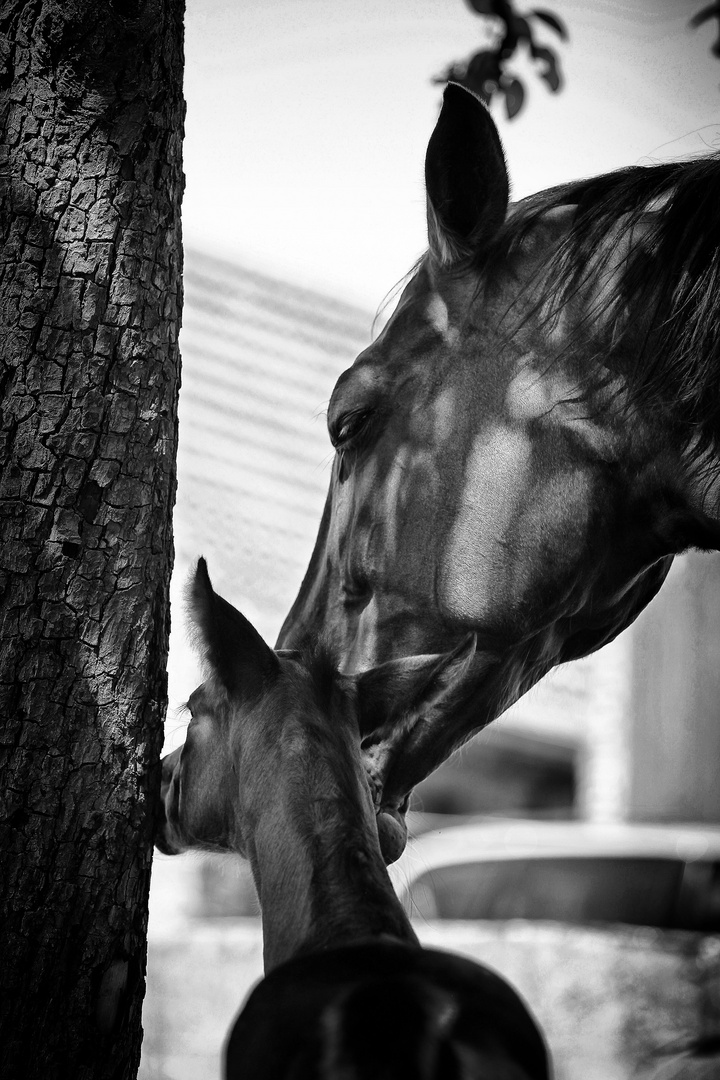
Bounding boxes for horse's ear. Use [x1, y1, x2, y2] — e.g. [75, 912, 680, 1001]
[425, 83, 509, 267]
[354, 633, 477, 738]
[188, 558, 278, 699]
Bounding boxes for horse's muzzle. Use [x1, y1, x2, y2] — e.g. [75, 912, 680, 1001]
[155, 747, 183, 855]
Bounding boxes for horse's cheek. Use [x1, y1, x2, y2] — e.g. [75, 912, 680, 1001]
[438, 432, 594, 628]
[437, 425, 534, 625]
[509, 468, 596, 605]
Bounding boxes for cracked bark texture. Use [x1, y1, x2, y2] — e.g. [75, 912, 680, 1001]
[0, 2, 184, 1077]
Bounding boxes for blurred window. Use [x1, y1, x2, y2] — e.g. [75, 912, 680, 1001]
[406, 857, 720, 931]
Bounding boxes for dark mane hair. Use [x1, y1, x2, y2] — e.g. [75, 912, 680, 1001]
[489, 153, 720, 458]
[301, 641, 343, 717]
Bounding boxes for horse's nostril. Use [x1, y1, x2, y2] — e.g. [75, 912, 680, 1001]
[342, 576, 372, 607]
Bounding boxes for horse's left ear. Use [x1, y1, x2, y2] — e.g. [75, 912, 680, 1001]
[425, 83, 509, 267]
[353, 633, 477, 738]
[188, 558, 279, 699]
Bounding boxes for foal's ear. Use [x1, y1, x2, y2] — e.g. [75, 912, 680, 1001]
[354, 633, 477, 737]
[188, 558, 278, 699]
[426, 83, 509, 267]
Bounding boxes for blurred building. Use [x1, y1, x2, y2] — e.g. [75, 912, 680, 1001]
[168, 248, 370, 667]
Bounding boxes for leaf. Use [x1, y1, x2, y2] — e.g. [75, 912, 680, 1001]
[499, 23, 520, 58]
[510, 15, 532, 43]
[531, 8, 569, 39]
[503, 77, 525, 119]
[531, 44, 562, 92]
[466, 49, 502, 86]
[688, 2, 720, 55]
[689, 2, 720, 29]
[463, 0, 502, 14]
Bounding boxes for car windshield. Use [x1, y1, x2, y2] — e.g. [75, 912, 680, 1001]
[404, 856, 720, 931]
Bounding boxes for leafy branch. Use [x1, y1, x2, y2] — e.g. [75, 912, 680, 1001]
[690, 2, 720, 56]
[433, 0, 568, 119]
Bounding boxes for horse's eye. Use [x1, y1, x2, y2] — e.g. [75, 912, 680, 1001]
[329, 408, 373, 450]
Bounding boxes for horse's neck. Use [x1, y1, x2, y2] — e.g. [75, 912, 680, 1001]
[240, 714, 417, 972]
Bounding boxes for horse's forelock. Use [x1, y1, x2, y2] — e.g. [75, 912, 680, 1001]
[302, 642, 343, 712]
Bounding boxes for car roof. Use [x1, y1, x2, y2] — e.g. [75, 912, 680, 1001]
[388, 819, 720, 891]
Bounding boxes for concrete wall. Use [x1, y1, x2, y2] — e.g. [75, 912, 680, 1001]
[139, 921, 720, 1080]
[628, 551, 720, 824]
[576, 551, 720, 827]
[140, 922, 263, 1080]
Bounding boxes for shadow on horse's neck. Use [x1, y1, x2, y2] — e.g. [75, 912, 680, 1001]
[240, 680, 417, 972]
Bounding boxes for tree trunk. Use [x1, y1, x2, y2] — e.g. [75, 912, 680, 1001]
[0, 3, 184, 1078]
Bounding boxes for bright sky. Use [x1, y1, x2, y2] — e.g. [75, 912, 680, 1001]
[183, 0, 720, 309]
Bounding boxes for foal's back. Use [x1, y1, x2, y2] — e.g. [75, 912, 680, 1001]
[227, 941, 549, 1080]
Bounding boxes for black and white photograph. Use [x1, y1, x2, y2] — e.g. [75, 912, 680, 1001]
[2, 2, 720, 1078]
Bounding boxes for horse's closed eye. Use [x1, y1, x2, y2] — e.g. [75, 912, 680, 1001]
[329, 408, 374, 450]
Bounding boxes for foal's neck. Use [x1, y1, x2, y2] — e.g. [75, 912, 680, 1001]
[239, 686, 417, 972]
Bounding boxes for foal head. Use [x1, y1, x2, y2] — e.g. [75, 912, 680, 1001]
[156, 557, 476, 899]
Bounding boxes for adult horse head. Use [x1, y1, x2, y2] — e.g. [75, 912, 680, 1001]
[278, 83, 720, 813]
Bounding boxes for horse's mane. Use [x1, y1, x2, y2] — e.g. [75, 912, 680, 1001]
[491, 153, 720, 459]
[300, 641, 342, 716]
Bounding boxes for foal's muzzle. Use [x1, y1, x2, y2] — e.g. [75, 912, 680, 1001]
[155, 746, 184, 855]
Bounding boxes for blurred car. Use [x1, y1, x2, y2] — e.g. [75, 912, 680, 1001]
[388, 818, 720, 932]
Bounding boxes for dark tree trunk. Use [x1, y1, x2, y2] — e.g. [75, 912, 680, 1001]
[0, 3, 184, 1078]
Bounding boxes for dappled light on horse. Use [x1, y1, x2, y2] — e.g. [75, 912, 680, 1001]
[278, 81, 720, 819]
[156, 560, 550, 1079]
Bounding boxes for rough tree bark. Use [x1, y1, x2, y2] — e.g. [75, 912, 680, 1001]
[0, 3, 184, 1078]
